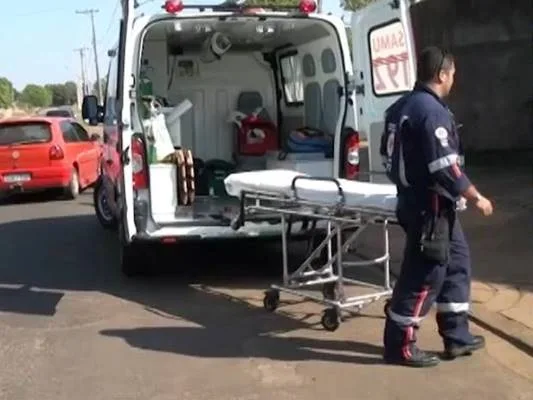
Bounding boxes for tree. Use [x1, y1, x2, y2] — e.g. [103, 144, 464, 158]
[45, 82, 78, 106]
[45, 84, 63, 106]
[0, 77, 14, 109]
[63, 81, 78, 105]
[343, 0, 375, 11]
[19, 84, 52, 108]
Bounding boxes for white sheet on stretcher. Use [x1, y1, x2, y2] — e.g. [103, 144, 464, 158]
[224, 169, 398, 212]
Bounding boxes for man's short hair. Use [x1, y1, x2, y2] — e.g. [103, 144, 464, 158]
[416, 46, 455, 83]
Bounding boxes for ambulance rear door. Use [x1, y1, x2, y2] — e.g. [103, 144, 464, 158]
[117, 0, 137, 242]
[351, 0, 418, 175]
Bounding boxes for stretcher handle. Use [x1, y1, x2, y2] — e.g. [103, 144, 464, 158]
[290, 176, 346, 205]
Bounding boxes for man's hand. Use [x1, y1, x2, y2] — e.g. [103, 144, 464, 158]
[462, 185, 494, 216]
[475, 195, 494, 216]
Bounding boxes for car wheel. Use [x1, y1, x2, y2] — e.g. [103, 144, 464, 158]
[64, 168, 80, 200]
[93, 177, 117, 229]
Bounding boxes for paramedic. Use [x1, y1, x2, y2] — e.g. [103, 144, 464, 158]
[380, 46, 494, 368]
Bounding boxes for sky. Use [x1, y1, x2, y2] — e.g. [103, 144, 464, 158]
[1, 0, 349, 91]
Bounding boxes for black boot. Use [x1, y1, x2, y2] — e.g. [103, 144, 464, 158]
[443, 335, 486, 360]
[384, 346, 440, 368]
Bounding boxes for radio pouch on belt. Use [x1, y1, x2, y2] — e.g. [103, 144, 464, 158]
[419, 195, 451, 264]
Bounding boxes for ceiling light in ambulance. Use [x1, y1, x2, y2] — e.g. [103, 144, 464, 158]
[281, 22, 296, 32]
[193, 23, 212, 33]
[255, 24, 275, 34]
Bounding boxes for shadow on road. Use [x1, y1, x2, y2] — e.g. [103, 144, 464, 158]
[0, 213, 386, 365]
[100, 326, 384, 365]
[0, 190, 68, 205]
[0, 285, 64, 316]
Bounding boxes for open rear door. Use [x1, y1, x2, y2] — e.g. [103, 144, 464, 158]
[117, 0, 137, 241]
[351, 0, 417, 175]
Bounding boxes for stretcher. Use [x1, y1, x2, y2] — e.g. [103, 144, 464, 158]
[224, 169, 398, 331]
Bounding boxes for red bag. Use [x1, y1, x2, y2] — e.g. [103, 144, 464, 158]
[237, 114, 279, 156]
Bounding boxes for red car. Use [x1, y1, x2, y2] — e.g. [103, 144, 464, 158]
[0, 116, 102, 199]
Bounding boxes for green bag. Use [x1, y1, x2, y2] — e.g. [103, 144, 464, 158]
[204, 160, 236, 197]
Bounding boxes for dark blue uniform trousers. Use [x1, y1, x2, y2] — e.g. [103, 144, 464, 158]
[384, 202, 473, 357]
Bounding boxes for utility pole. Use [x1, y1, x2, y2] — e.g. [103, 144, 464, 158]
[76, 9, 103, 102]
[74, 47, 89, 96]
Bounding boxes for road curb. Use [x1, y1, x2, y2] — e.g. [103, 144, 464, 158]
[470, 303, 533, 357]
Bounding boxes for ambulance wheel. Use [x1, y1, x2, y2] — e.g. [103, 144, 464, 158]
[94, 177, 117, 230]
[322, 282, 339, 300]
[321, 308, 340, 332]
[263, 290, 280, 312]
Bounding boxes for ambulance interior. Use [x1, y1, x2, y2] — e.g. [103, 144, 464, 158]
[138, 15, 348, 224]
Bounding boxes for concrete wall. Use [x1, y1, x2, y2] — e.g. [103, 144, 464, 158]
[410, 0, 533, 151]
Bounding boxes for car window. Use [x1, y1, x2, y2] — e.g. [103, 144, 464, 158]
[60, 121, 81, 143]
[0, 122, 52, 146]
[46, 109, 72, 118]
[71, 122, 90, 141]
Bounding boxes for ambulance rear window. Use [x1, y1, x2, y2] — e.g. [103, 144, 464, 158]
[368, 20, 412, 96]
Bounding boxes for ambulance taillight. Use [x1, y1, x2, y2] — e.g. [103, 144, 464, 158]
[344, 129, 360, 180]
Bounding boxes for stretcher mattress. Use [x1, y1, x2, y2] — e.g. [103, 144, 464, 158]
[224, 169, 398, 212]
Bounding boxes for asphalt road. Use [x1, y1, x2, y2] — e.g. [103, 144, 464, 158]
[0, 190, 532, 400]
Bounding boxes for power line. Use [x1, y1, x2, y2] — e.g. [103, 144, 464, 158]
[76, 9, 103, 102]
[102, 1, 120, 40]
[98, 0, 121, 55]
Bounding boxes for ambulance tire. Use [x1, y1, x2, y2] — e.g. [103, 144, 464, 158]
[93, 177, 117, 230]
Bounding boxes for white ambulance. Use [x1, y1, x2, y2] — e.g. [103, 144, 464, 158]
[82, 0, 418, 275]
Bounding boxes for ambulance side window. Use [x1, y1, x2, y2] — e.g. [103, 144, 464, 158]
[368, 20, 412, 97]
[279, 52, 304, 106]
[103, 54, 118, 126]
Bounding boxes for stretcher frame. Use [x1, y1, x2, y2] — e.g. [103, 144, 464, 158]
[230, 175, 396, 331]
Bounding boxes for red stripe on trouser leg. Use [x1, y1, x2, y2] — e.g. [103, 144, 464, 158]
[403, 327, 414, 359]
[451, 163, 462, 178]
[401, 287, 430, 359]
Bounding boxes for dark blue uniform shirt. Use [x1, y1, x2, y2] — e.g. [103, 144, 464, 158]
[380, 83, 470, 205]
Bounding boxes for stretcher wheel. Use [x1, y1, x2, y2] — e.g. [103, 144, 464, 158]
[384, 299, 391, 316]
[321, 308, 340, 332]
[230, 218, 241, 231]
[263, 290, 280, 312]
[322, 282, 339, 300]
